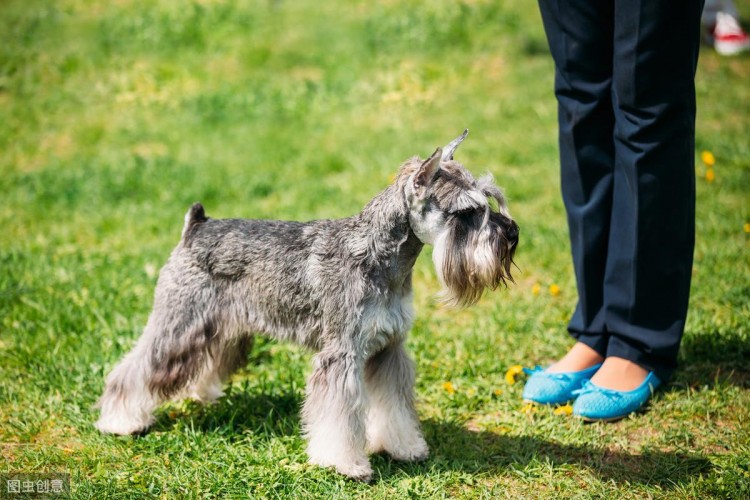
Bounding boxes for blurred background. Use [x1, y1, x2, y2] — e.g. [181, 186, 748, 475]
[1, 0, 748, 496]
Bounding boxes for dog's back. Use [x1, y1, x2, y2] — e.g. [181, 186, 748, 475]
[164, 203, 369, 350]
[181, 204, 321, 279]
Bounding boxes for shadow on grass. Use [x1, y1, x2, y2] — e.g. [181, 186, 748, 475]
[149, 387, 303, 439]
[376, 418, 711, 488]
[148, 389, 710, 489]
[674, 330, 750, 388]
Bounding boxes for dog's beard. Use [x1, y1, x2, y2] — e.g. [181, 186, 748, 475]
[432, 210, 516, 307]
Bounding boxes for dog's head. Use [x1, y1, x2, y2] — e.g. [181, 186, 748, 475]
[400, 130, 519, 306]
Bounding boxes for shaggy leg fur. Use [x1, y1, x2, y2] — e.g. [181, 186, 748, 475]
[186, 336, 253, 403]
[365, 342, 428, 461]
[185, 358, 225, 403]
[96, 313, 217, 434]
[95, 323, 164, 435]
[302, 350, 372, 481]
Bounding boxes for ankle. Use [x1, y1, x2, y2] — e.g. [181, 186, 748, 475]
[547, 342, 604, 373]
[590, 357, 649, 391]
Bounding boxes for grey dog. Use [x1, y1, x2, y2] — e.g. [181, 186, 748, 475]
[95, 131, 518, 481]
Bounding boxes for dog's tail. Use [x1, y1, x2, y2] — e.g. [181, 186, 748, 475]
[181, 202, 208, 243]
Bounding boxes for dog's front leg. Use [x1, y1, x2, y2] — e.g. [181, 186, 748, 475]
[364, 340, 429, 462]
[302, 349, 371, 482]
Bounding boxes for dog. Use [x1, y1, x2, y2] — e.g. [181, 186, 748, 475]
[95, 130, 518, 481]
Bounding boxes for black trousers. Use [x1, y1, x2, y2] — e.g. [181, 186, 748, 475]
[537, 0, 704, 381]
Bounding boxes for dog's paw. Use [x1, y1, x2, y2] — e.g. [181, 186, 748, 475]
[337, 460, 374, 483]
[185, 376, 225, 404]
[367, 426, 430, 463]
[94, 415, 151, 436]
[386, 436, 429, 462]
[308, 454, 373, 482]
[187, 388, 225, 405]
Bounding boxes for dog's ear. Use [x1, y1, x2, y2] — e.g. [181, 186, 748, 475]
[441, 129, 468, 162]
[413, 147, 442, 199]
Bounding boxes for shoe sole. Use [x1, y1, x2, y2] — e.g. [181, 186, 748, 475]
[576, 404, 650, 423]
[577, 415, 627, 423]
[522, 399, 574, 406]
[715, 42, 750, 56]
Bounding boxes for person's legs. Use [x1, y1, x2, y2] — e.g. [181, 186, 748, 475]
[593, 0, 703, 389]
[537, 0, 614, 372]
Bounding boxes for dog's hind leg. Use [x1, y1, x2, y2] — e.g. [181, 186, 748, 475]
[95, 309, 217, 435]
[302, 349, 372, 482]
[186, 335, 253, 403]
[364, 340, 428, 462]
[95, 318, 167, 435]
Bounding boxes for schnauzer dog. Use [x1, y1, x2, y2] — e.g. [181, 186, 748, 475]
[95, 130, 518, 482]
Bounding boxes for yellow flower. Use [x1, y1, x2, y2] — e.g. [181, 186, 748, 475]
[466, 388, 476, 397]
[442, 381, 455, 394]
[521, 402, 536, 414]
[493, 388, 503, 396]
[701, 150, 715, 167]
[531, 283, 541, 296]
[744, 222, 750, 233]
[505, 365, 524, 385]
[553, 404, 573, 416]
[549, 284, 561, 296]
[705, 168, 715, 183]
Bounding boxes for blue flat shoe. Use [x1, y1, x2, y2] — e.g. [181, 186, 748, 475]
[522, 364, 602, 405]
[572, 372, 661, 422]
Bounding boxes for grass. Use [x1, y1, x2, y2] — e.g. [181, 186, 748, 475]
[1, 0, 749, 497]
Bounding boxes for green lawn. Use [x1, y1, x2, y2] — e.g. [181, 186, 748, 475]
[1, 0, 749, 497]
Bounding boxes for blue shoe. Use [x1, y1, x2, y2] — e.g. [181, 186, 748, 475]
[522, 364, 602, 405]
[572, 372, 661, 422]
